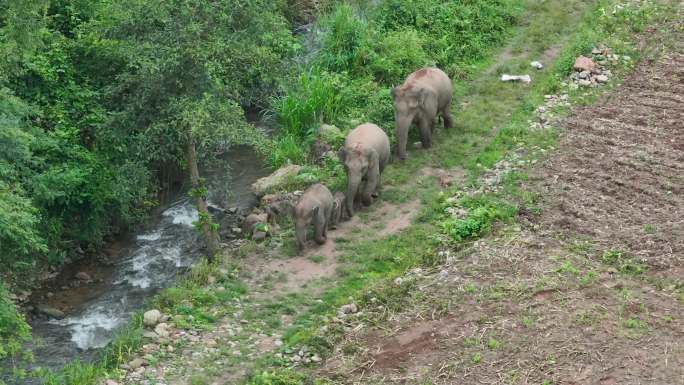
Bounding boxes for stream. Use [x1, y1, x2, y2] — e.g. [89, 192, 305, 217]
[21, 146, 270, 376]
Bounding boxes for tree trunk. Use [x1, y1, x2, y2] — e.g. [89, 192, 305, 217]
[186, 137, 220, 261]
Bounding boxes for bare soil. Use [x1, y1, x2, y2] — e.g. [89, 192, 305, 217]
[246, 199, 421, 294]
[318, 33, 684, 385]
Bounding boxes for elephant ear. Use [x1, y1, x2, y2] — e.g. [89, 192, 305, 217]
[337, 147, 346, 163]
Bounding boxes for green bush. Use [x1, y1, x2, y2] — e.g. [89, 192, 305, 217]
[441, 195, 516, 241]
[368, 28, 431, 84]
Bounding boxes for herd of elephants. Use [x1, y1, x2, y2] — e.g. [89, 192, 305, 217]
[292, 67, 454, 250]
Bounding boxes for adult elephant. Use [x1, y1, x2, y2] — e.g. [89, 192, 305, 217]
[391, 67, 453, 160]
[337, 123, 390, 217]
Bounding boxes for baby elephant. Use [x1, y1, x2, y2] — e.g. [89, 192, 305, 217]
[338, 123, 390, 217]
[294, 183, 334, 251]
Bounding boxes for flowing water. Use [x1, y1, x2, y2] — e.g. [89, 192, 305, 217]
[18, 146, 270, 377]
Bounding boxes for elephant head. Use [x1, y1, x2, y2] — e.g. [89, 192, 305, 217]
[294, 205, 319, 250]
[338, 146, 379, 217]
[391, 86, 437, 159]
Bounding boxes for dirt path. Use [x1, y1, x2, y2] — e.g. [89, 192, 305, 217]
[244, 199, 422, 295]
[318, 30, 684, 385]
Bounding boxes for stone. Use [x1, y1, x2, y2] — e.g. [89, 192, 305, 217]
[595, 74, 609, 83]
[154, 323, 170, 338]
[36, 304, 65, 319]
[530, 61, 543, 69]
[573, 56, 598, 73]
[311, 354, 322, 363]
[143, 309, 163, 327]
[578, 70, 590, 79]
[500, 74, 531, 83]
[143, 331, 158, 339]
[75, 271, 92, 281]
[312, 137, 332, 162]
[252, 230, 267, 242]
[242, 212, 268, 235]
[339, 303, 358, 314]
[318, 124, 342, 144]
[592, 47, 602, 55]
[251, 164, 303, 197]
[412, 141, 423, 149]
[128, 358, 146, 370]
[105, 380, 119, 385]
[205, 339, 218, 348]
[578, 79, 592, 87]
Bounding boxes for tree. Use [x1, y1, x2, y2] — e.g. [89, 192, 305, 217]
[88, 0, 295, 256]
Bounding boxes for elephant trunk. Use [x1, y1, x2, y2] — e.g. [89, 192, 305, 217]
[346, 173, 362, 217]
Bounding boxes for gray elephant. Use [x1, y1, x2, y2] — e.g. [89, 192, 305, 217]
[337, 123, 390, 217]
[391, 67, 453, 160]
[293, 183, 334, 251]
[331, 191, 346, 228]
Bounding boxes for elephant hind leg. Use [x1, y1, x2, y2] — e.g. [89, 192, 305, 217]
[441, 105, 454, 129]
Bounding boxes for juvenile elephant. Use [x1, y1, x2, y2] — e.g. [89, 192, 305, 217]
[338, 123, 390, 217]
[293, 183, 334, 251]
[391, 67, 453, 160]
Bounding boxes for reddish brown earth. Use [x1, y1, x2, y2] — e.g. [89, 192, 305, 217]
[318, 33, 684, 385]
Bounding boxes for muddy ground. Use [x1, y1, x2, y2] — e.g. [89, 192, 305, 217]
[317, 31, 684, 385]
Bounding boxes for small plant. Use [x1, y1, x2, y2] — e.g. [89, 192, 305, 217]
[623, 317, 648, 330]
[643, 224, 655, 234]
[601, 249, 647, 275]
[472, 352, 482, 364]
[487, 337, 500, 350]
[522, 316, 535, 328]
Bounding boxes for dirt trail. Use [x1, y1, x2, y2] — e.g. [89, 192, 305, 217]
[319, 32, 684, 385]
[247, 199, 422, 294]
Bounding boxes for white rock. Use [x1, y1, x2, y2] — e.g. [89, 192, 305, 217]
[311, 354, 322, 362]
[578, 79, 592, 87]
[595, 74, 609, 83]
[339, 303, 358, 314]
[530, 61, 543, 69]
[143, 310, 162, 327]
[105, 380, 119, 385]
[501, 74, 531, 83]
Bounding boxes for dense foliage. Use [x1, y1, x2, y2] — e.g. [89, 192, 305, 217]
[0, 0, 297, 279]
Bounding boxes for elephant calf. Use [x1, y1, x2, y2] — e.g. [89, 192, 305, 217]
[338, 123, 390, 217]
[391, 67, 453, 160]
[293, 183, 334, 251]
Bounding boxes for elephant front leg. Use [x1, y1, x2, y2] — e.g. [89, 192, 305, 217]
[419, 118, 432, 149]
[396, 125, 408, 160]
